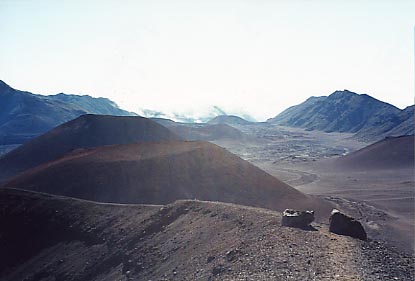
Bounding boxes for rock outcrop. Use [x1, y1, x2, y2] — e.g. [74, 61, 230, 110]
[329, 209, 367, 240]
[281, 209, 314, 229]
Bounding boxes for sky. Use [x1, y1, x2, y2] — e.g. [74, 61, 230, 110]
[0, 0, 414, 121]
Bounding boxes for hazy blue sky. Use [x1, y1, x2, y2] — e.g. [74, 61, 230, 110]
[1, 0, 414, 121]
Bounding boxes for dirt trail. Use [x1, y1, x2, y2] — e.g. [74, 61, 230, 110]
[275, 167, 318, 187]
[250, 161, 319, 187]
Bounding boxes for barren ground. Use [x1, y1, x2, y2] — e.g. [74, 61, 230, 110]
[215, 124, 414, 254]
[1, 188, 413, 281]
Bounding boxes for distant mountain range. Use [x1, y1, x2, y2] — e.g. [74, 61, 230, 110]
[138, 106, 256, 123]
[267, 90, 414, 141]
[150, 118, 250, 142]
[207, 115, 253, 125]
[0, 80, 135, 145]
[1, 81, 413, 144]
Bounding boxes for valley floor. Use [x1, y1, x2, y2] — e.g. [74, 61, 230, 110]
[216, 125, 415, 254]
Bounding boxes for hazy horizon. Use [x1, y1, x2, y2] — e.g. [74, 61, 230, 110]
[1, 0, 414, 121]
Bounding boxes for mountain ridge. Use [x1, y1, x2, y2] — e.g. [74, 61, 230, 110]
[0, 80, 136, 145]
[138, 106, 256, 124]
[207, 115, 253, 125]
[267, 90, 413, 140]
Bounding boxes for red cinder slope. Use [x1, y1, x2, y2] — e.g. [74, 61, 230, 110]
[3, 141, 329, 215]
[334, 135, 414, 170]
[0, 114, 181, 181]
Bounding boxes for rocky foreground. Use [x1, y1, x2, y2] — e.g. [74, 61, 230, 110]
[0, 188, 413, 281]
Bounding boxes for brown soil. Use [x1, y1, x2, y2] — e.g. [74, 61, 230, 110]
[333, 135, 414, 170]
[0, 114, 181, 182]
[296, 166, 415, 253]
[3, 141, 332, 219]
[0, 188, 413, 281]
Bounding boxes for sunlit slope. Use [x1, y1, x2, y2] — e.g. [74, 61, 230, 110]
[3, 141, 328, 214]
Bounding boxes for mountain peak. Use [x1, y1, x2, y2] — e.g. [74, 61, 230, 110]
[0, 80, 12, 91]
[207, 115, 252, 125]
[268, 90, 407, 138]
[305, 96, 326, 102]
[330, 89, 359, 97]
[0, 81, 137, 145]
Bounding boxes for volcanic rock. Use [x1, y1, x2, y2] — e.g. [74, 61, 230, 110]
[329, 209, 367, 240]
[281, 209, 315, 229]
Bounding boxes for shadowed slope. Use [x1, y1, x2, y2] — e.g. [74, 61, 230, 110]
[0, 80, 135, 144]
[385, 105, 414, 137]
[0, 188, 413, 281]
[0, 115, 180, 181]
[334, 135, 414, 170]
[267, 90, 412, 141]
[3, 141, 328, 215]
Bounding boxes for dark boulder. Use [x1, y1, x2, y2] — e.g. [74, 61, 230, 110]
[329, 209, 367, 240]
[281, 209, 314, 229]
